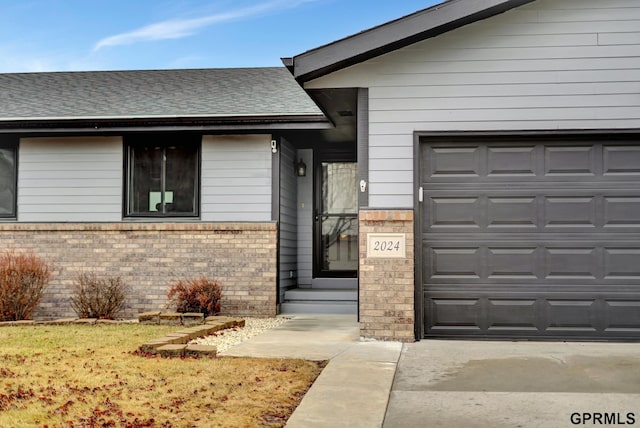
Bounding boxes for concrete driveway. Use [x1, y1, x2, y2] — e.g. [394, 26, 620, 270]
[384, 340, 640, 428]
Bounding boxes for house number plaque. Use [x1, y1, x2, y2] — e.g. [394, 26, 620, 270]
[366, 233, 406, 259]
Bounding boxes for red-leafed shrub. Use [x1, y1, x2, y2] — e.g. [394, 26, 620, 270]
[70, 273, 129, 319]
[0, 250, 53, 321]
[167, 277, 222, 317]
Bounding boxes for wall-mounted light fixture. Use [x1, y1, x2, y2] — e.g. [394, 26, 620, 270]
[296, 158, 307, 177]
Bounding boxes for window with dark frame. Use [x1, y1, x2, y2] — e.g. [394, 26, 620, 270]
[125, 136, 200, 217]
[0, 139, 17, 219]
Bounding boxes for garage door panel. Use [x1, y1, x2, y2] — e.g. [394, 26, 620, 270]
[547, 300, 599, 331]
[429, 197, 482, 229]
[545, 247, 598, 279]
[424, 141, 640, 183]
[544, 145, 597, 176]
[429, 247, 481, 279]
[426, 292, 640, 338]
[486, 299, 538, 330]
[603, 145, 640, 175]
[604, 197, 640, 227]
[425, 240, 640, 285]
[604, 249, 640, 279]
[605, 301, 640, 332]
[487, 146, 537, 176]
[545, 196, 596, 228]
[426, 192, 640, 233]
[488, 247, 538, 278]
[488, 197, 538, 228]
[428, 146, 481, 177]
[429, 298, 482, 330]
[421, 137, 640, 339]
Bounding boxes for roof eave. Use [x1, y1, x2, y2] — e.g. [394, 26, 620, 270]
[0, 114, 331, 134]
[291, 0, 536, 82]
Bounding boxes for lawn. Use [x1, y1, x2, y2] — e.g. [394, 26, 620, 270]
[0, 324, 325, 428]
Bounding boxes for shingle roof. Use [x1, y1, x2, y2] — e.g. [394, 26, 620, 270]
[0, 67, 323, 122]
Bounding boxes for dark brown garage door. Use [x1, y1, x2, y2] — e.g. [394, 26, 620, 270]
[420, 136, 640, 339]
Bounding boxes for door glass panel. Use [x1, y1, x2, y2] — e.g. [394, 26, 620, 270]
[320, 162, 358, 272]
[322, 162, 357, 214]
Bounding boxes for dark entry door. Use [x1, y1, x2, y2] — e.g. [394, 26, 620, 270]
[420, 136, 640, 340]
[316, 162, 358, 277]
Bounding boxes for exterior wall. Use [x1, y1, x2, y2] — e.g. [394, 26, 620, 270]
[279, 139, 298, 301]
[201, 134, 273, 222]
[7, 134, 279, 320]
[18, 134, 275, 223]
[359, 210, 414, 342]
[306, 0, 640, 208]
[296, 149, 314, 287]
[0, 222, 277, 320]
[18, 137, 123, 222]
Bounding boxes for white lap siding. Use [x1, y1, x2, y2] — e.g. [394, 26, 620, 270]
[18, 137, 123, 222]
[305, 0, 640, 208]
[201, 135, 273, 222]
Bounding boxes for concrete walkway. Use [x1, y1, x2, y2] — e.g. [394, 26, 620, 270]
[221, 316, 640, 427]
[220, 314, 402, 428]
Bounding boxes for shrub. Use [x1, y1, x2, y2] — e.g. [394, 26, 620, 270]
[0, 250, 53, 321]
[167, 276, 222, 317]
[70, 273, 129, 319]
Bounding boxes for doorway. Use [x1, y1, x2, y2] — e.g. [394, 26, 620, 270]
[315, 161, 358, 278]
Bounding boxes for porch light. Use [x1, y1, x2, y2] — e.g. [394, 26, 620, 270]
[296, 158, 307, 177]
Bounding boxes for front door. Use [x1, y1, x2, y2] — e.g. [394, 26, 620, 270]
[316, 162, 358, 277]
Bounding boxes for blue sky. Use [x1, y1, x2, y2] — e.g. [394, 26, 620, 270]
[0, 0, 440, 73]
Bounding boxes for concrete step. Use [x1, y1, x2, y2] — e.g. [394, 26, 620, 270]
[284, 288, 357, 302]
[311, 278, 357, 289]
[280, 301, 357, 315]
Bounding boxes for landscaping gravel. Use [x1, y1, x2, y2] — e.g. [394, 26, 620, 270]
[191, 317, 289, 353]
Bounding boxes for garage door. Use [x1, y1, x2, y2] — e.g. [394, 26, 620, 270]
[420, 136, 640, 339]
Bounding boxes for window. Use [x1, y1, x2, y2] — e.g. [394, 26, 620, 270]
[125, 136, 199, 217]
[0, 139, 17, 219]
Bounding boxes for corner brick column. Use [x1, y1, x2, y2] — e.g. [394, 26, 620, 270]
[358, 210, 415, 342]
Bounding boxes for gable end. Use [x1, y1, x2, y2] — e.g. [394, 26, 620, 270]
[289, 0, 536, 82]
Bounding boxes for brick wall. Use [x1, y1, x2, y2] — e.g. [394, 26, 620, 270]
[0, 223, 277, 320]
[359, 210, 415, 342]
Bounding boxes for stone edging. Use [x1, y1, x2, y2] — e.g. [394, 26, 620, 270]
[138, 314, 245, 358]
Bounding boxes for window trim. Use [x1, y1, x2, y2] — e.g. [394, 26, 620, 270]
[124, 135, 201, 218]
[0, 137, 18, 220]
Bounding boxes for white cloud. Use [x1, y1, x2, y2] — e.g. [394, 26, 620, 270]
[93, 0, 320, 51]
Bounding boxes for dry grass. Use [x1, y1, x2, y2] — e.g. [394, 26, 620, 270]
[0, 324, 325, 427]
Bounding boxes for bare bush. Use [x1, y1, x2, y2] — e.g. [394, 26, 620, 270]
[70, 273, 129, 319]
[0, 250, 53, 321]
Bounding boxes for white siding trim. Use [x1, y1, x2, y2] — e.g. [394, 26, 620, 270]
[18, 137, 123, 222]
[201, 134, 272, 222]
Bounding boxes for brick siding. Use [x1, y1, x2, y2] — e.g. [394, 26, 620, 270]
[0, 223, 277, 320]
[359, 210, 415, 342]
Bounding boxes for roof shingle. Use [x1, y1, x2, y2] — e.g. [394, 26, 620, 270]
[0, 67, 322, 121]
